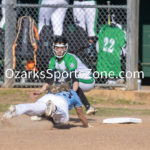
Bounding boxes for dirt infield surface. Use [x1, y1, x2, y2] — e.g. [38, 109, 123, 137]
[0, 114, 150, 150]
[0, 88, 150, 150]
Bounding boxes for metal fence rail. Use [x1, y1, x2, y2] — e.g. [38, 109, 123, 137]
[0, 3, 127, 88]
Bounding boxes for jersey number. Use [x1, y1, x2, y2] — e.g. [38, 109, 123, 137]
[103, 37, 115, 53]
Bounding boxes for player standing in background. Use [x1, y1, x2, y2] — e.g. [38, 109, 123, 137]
[49, 36, 97, 115]
[0, 0, 5, 29]
[73, 0, 98, 53]
[38, 0, 68, 36]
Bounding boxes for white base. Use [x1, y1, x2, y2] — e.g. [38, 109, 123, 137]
[103, 117, 142, 124]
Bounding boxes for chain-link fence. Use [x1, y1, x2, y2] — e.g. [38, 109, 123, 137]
[0, 3, 127, 87]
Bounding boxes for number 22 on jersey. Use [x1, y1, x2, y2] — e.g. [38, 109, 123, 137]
[103, 37, 115, 53]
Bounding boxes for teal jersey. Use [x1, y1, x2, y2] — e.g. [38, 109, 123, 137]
[96, 25, 126, 77]
[49, 53, 94, 84]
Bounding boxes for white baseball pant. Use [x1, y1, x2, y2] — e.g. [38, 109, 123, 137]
[0, 0, 5, 29]
[73, 1, 97, 37]
[15, 94, 69, 124]
[38, 0, 68, 35]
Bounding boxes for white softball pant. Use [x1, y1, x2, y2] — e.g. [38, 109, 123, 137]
[73, 1, 97, 37]
[79, 79, 95, 91]
[38, 0, 68, 35]
[15, 94, 69, 124]
[0, 0, 5, 29]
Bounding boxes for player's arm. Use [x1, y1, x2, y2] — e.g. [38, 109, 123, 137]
[30, 83, 49, 100]
[34, 83, 49, 95]
[30, 70, 55, 99]
[75, 107, 89, 128]
[73, 81, 79, 91]
[71, 71, 79, 92]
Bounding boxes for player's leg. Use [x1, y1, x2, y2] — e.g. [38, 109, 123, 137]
[3, 102, 46, 119]
[45, 98, 69, 124]
[38, 0, 55, 34]
[79, 78, 95, 91]
[51, 0, 68, 36]
[77, 78, 97, 115]
[84, 1, 98, 57]
[3, 94, 52, 119]
[51, 7, 67, 36]
[76, 87, 90, 110]
[84, 1, 97, 37]
[0, 0, 6, 29]
[76, 87, 96, 115]
[73, 1, 86, 31]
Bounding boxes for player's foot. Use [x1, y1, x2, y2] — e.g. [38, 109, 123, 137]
[30, 116, 42, 121]
[45, 100, 56, 118]
[86, 106, 97, 115]
[116, 78, 125, 84]
[3, 105, 16, 119]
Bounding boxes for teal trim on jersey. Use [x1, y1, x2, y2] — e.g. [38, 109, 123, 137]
[79, 78, 94, 84]
[49, 56, 56, 70]
[3, 23, 5, 30]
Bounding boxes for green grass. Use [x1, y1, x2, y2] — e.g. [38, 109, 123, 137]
[69, 107, 150, 117]
[0, 89, 21, 95]
[0, 89, 149, 117]
[0, 104, 11, 112]
[87, 96, 106, 104]
[115, 99, 145, 105]
[95, 107, 150, 116]
[87, 96, 146, 105]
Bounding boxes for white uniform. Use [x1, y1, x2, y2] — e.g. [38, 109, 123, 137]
[15, 94, 69, 124]
[0, 0, 5, 29]
[73, 0, 97, 37]
[38, 0, 68, 35]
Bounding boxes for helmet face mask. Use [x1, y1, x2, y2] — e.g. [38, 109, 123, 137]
[53, 43, 68, 58]
[52, 37, 68, 58]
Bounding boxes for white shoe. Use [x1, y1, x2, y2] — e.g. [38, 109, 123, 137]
[106, 80, 117, 85]
[45, 100, 56, 118]
[116, 79, 125, 84]
[86, 106, 97, 115]
[30, 116, 42, 121]
[3, 105, 16, 119]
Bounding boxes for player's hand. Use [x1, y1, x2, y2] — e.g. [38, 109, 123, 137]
[29, 92, 40, 100]
[88, 123, 94, 128]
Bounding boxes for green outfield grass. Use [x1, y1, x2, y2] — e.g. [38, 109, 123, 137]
[69, 107, 150, 116]
[0, 89, 150, 116]
[87, 96, 146, 105]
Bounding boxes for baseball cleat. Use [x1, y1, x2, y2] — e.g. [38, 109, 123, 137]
[3, 105, 16, 119]
[86, 106, 97, 115]
[45, 100, 56, 118]
[30, 116, 42, 121]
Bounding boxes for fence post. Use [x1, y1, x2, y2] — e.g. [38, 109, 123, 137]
[126, 0, 140, 90]
[3, 0, 16, 88]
